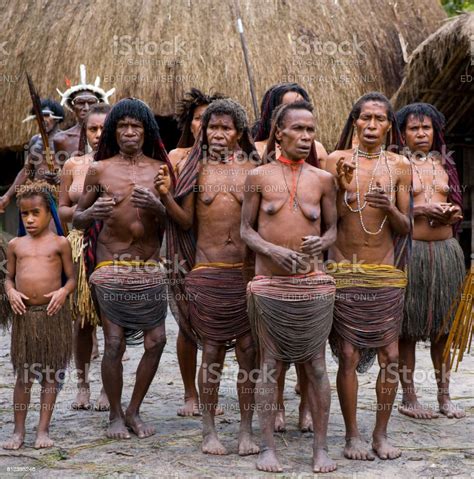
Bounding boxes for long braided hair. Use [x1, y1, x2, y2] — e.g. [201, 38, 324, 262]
[252, 83, 311, 141]
[264, 100, 319, 167]
[84, 99, 171, 278]
[335, 92, 402, 153]
[95, 98, 168, 163]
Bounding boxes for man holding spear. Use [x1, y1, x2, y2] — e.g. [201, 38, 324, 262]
[0, 77, 64, 212]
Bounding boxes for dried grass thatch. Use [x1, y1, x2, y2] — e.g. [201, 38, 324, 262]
[392, 13, 474, 137]
[0, 0, 446, 151]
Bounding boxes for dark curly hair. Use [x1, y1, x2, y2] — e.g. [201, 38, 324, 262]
[396, 102, 462, 218]
[16, 180, 54, 211]
[175, 88, 225, 148]
[199, 99, 256, 159]
[396, 102, 446, 154]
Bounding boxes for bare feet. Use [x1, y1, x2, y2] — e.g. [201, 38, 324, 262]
[95, 388, 110, 412]
[256, 448, 283, 472]
[313, 448, 337, 473]
[399, 399, 439, 419]
[125, 412, 156, 438]
[3, 432, 24, 450]
[72, 388, 92, 410]
[202, 433, 227, 455]
[299, 406, 313, 432]
[372, 435, 401, 460]
[34, 431, 54, 449]
[343, 437, 375, 461]
[439, 398, 466, 418]
[274, 410, 286, 432]
[106, 417, 131, 440]
[238, 432, 260, 456]
[177, 396, 201, 417]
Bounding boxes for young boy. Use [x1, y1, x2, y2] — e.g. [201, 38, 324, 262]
[2, 182, 75, 450]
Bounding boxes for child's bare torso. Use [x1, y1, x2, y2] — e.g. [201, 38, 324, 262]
[13, 233, 63, 305]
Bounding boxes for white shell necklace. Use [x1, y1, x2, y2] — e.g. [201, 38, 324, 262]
[348, 147, 394, 236]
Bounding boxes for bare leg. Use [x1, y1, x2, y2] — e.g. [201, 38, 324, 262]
[95, 386, 110, 411]
[235, 333, 259, 456]
[3, 373, 34, 450]
[296, 364, 313, 432]
[295, 367, 301, 395]
[72, 319, 94, 410]
[337, 340, 374, 460]
[177, 329, 200, 416]
[125, 324, 166, 438]
[274, 364, 287, 432]
[372, 341, 401, 460]
[199, 342, 227, 454]
[35, 374, 61, 449]
[303, 346, 337, 473]
[398, 338, 438, 419]
[101, 316, 130, 439]
[432, 335, 465, 418]
[255, 348, 284, 472]
[91, 326, 100, 360]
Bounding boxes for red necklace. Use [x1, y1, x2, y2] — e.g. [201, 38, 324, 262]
[277, 156, 305, 211]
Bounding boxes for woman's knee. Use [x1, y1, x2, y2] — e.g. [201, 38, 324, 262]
[144, 332, 167, 353]
[338, 342, 360, 371]
[378, 343, 399, 367]
[104, 335, 126, 360]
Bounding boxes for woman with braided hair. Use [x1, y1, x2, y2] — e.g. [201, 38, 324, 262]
[73, 98, 171, 440]
[324, 92, 412, 461]
[253, 82, 329, 433]
[242, 100, 338, 473]
[253, 82, 327, 167]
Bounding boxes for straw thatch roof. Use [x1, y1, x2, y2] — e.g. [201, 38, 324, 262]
[0, 0, 447, 151]
[392, 13, 474, 139]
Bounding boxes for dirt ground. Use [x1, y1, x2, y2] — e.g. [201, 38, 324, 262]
[0, 308, 473, 478]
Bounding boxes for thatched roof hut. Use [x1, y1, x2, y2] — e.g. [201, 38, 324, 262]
[392, 13, 474, 140]
[0, 0, 447, 152]
[392, 13, 474, 264]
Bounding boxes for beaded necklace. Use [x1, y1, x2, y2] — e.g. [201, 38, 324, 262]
[345, 147, 394, 236]
[411, 154, 436, 204]
[278, 156, 305, 211]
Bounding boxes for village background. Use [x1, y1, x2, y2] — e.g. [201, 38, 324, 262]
[0, 0, 473, 477]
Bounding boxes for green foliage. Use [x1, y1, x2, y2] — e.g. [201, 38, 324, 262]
[442, 0, 474, 16]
